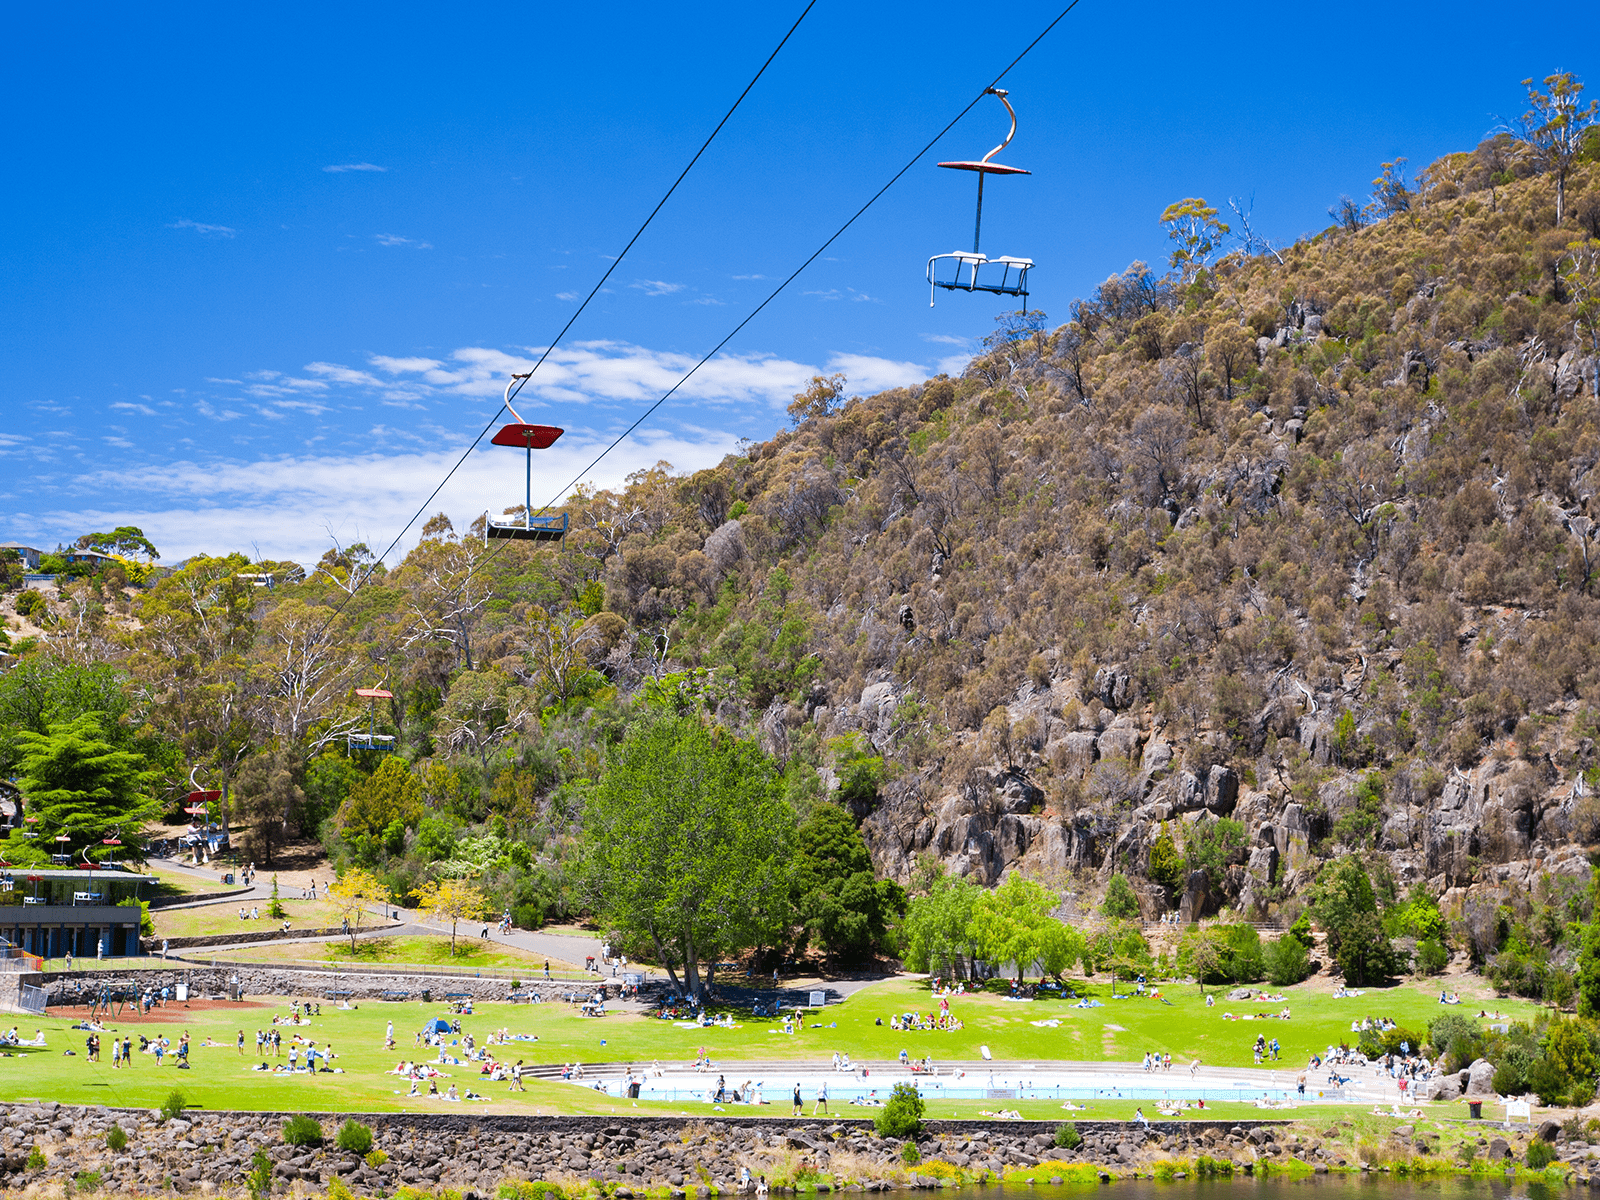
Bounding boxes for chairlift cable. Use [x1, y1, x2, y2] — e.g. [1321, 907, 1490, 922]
[304, 0, 820, 629]
[309, 0, 1088, 656]
[517, 0, 1087, 523]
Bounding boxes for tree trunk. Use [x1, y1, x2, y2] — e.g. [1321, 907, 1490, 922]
[684, 929, 703, 1004]
[648, 929, 685, 999]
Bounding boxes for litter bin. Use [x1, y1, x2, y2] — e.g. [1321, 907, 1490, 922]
[421, 988, 431, 1003]
[1468, 1101, 1483, 1119]
[628, 1082, 641, 1099]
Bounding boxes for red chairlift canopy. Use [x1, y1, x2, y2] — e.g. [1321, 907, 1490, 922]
[355, 688, 394, 700]
[103, 837, 122, 845]
[187, 790, 221, 805]
[26, 875, 41, 883]
[491, 424, 563, 449]
[936, 160, 1030, 175]
[23, 816, 37, 823]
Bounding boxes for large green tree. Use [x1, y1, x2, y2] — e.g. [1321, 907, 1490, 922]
[5, 715, 161, 864]
[1311, 857, 1400, 985]
[901, 874, 983, 979]
[790, 802, 903, 962]
[578, 711, 794, 1002]
[969, 872, 1084, 981]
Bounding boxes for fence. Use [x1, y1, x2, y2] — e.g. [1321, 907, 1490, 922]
[17, 984, 46, 1014]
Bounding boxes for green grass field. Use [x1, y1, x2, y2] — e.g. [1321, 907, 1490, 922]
[202, 935, 549, 971]
[0, 972, 1544, 1116]
[151, 897, 344, 939]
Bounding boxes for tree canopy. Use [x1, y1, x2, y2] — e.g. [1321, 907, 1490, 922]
[6, 714, 161, 864]
[577, 711, 794, 1001]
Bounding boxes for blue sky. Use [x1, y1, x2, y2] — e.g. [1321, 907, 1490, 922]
[2, 2, 1591, 566]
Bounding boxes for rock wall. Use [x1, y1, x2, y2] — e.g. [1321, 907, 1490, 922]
[0, 1103, 1298, 1196]
[39, 967, 584, 1005]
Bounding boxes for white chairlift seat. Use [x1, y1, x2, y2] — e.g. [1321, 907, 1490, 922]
[927, 252, 1033, 306]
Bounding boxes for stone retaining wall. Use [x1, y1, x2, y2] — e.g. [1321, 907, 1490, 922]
[39, 967, 582, 1004]
[0, 1102, 1309, 1197]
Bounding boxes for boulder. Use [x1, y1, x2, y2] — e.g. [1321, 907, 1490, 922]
[1465, 1058, 1496, 1098]
[1487, 1137, 1510, 1160]
[1097, 720, 1144, 763]
[1536, 1119, 1561, 1143]
[1142, 740, 1173, 774]
[1226, 987, 1254, 1001]
[1093, 665, 1132, 710]
[1430, 1072, 1463, 1101]
[1058, 732, 1099, 777]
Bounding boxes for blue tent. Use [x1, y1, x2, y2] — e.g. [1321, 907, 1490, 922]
[423, 1018, 452, 1034]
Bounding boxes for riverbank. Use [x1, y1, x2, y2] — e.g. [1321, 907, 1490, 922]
[0, 1103, 1593, 1198]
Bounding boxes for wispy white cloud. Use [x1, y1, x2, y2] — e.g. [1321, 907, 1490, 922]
[54, 426, 742, 565]
[375, 234, 433, 249]
[630, 279, 683, 296]
[324, 163, 387, 173]
[732, 274, 766, 280]
[110, 401, 158, 416]
[555, 291, 579, 301]
[921, 333, 970, 346]
[168, 219, 236, 238]
[195, 400, 243, 422]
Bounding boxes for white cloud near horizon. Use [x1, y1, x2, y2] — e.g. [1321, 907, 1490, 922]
[41, 426, 741, 566]
[323, 163, 387, 173]
[9, 339, 969, 568]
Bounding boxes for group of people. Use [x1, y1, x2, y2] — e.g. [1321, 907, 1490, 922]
[1251, 1034, 1282, 1064]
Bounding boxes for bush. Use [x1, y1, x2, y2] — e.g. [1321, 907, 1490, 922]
[1265, 933, 1313, 985]
[336, 1119, 374, 1155]
[875, 1082, 925, 1138]
[105, 1124, 128, 1151]
[1415, 938, 1448, 975]
[901, 1141, 922, 1166]
[1527, 1140, 1556, 1169]
[365, 1150, 389, 1170]
[74, 1169, 101, 1192]
[15, 590, 44, 618]
[1054, 1121, 1083, 1150]
[283, 1114, 325, 1147]
[25, 1146, 45, 1171]
[1101, 873, 1140, 918]
[159, 1090, 187, 1122]
[248, 1149, 272, 1200]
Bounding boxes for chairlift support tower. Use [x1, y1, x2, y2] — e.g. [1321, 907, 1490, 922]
[927, 88, 1034, 309]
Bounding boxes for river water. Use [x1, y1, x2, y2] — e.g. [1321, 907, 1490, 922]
[916, 1178, 1560, 1200]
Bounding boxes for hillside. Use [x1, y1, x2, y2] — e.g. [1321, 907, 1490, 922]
[5, 118, 1600, 1001]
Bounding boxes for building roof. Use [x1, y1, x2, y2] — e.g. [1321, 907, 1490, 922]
[0, 542, 42, 553]
[0, 869, 156, 884]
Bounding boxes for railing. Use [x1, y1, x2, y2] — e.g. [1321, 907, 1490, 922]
[17, 984, 46, 1013]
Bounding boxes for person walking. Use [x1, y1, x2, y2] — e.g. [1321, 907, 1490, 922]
[237, 1030, 245, 1055]
[510, 1060, 526, 1091]
[813, 1080, 828, 1115]
[543, 959, 551, 980]
[792, 1083, 803, 1116]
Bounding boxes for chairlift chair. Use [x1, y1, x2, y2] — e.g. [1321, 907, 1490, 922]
[485, 375, 569, 543]
[348, 687, 397, 753]
[927, 88, 1035, 308]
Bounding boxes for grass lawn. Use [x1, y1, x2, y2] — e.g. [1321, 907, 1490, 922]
[152, 898, 344, 939]
[468, 973, 1541, 1074]
[0, 973, 1547, 1116]
[202, 935, 550, 972]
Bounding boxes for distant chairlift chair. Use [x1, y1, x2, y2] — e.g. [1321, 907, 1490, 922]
[348, 687, 396, 753]
[926, 87, 1034, 309]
